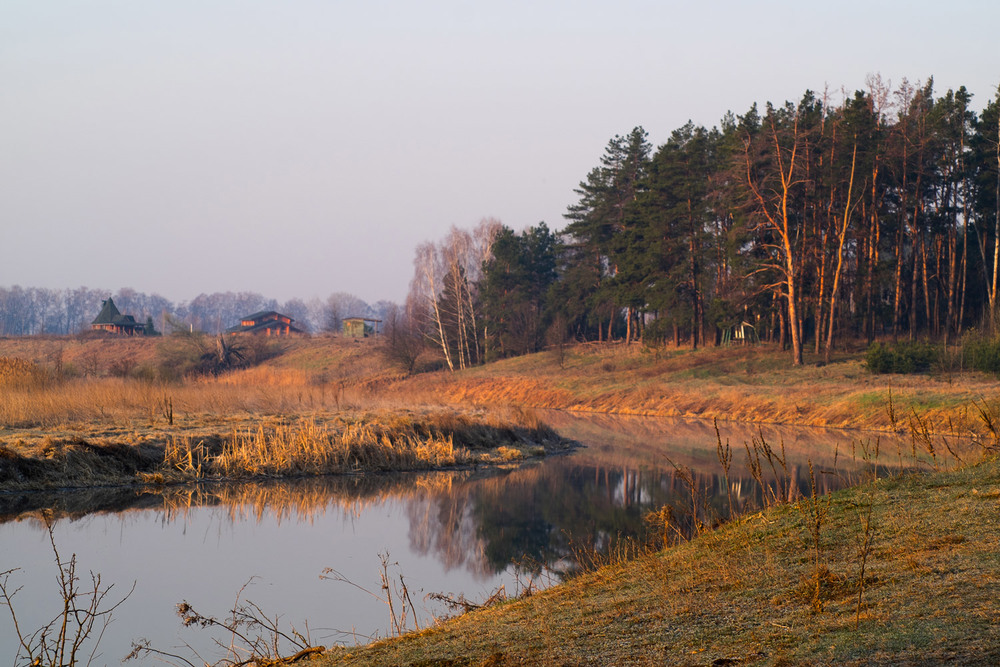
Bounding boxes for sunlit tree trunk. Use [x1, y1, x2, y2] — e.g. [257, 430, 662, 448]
[824, 141, 858, 363]
[744, 110, 805, 365]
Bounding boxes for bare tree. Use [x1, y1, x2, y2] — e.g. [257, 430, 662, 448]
[1, 519, 133, 667]
[324, 292, 370, 333]
[383, 301, 425, 374]
[411, 241, 454, 370]
[744, 103, 809, 365]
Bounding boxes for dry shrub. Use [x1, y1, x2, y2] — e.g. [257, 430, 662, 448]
[495, 446, 523, 461]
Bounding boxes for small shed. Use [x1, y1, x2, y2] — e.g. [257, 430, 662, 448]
[342, 317, 381, 338]
[225, 311, 303, 336]
[721, 321, 759, 346]
[91, 298, 145, 335]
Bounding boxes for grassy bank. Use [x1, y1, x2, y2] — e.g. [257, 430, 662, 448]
[317, 455, 1000, 665]
[4, 335, 999, 437]
[385, 343, 1000, 437]
[0, 408, 569, 492]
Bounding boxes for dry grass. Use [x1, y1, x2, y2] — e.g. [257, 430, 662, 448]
[6, 336, 997, 439]
[0, 356, 51, 390]
[385, 343, 1000, 438]
[177, 417, 462, 479]
[318, 455, 1000, 666]
[0, 408, 568, 492]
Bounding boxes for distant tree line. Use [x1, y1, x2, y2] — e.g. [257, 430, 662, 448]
[0, 285, 393, 336]
[403, 77, 1000, 367]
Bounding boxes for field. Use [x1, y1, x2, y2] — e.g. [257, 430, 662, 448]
[394, 342, 1000, 441]
[3, 333, 998, 489]
[3, 334, 999, 436]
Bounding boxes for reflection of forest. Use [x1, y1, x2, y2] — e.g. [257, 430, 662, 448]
[3, 411, 975, 586]
[409, 455, 853, 578]
[0, 472, 471, 526]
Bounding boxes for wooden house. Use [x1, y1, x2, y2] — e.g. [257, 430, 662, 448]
[225, 311, 303, 336]
[342, 317, 381, 338]
[91, 297, 145, 335]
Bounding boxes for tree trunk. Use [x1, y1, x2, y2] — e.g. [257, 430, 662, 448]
[992, 112, 1000, 331]
[744, 113, 805, 364]
[824, 141, 857, 364]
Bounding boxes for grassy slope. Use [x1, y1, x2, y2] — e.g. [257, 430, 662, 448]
[320, 457, 1000, 666]
[3, 335, 997, 436]
[387, 343, 1000, 437]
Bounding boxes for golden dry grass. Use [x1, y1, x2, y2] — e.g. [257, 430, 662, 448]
[0, 356, 50, 390]
[384, 343, 1000, 439]
[0, 408, 567, 492]
[5, 335, 995, 438]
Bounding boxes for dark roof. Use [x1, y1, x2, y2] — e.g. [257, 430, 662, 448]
[91, 297, 143, 330]
[240, 311, 286, 322]
[226, 311, 300, 334]
[92, 298, 124, 325]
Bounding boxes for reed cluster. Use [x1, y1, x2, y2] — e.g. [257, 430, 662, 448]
[161, 410, 559, 481]
[0, 356, 50, 390]
[210, 418, 461, 478]
[0, 408, 561, 491]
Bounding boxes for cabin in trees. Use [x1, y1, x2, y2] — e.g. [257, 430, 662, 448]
[91, 297, 145, 335]
[342, 317, 381, 338]
[225, 311, 303, 336]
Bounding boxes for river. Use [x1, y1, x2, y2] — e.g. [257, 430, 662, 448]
[0, 411, 949, 664]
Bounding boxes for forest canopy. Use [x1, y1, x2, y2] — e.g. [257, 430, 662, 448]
[406, 77, 1000, 367]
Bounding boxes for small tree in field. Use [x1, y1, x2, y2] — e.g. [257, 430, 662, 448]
[383, 301, 425, 375]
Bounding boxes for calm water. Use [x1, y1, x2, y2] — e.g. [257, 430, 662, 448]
[0, 411, 950, 664]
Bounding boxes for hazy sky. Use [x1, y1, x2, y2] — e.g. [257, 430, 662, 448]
[3, 1, 998, 305]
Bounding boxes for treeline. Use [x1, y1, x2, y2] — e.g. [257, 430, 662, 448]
[403, 77, 1000, 367]
[0, 285, 392, 336]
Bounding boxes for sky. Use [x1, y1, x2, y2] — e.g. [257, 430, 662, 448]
[3, 1, 999, 305]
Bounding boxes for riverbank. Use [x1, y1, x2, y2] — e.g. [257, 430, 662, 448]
[319, 453, 1000, 665]
[0, 408, 570, 492]
[3, 336, 997, 494]
[385, 343, 1000, 438]
[3, 336, 999, 437]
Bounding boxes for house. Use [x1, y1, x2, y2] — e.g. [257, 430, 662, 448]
[342, 317, 381, 338]
[91, 297, 145, 335]
[225, 311, 303, 336]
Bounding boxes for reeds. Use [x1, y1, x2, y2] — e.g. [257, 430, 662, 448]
[4, 410, 562, 491]
[214, 418, 461, 477]
[0, 356, 50, 390]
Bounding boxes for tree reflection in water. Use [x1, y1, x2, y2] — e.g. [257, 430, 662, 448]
[2, 411, 946, 584]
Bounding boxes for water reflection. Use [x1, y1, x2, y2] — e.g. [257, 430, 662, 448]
[0, 411, 973, 660]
